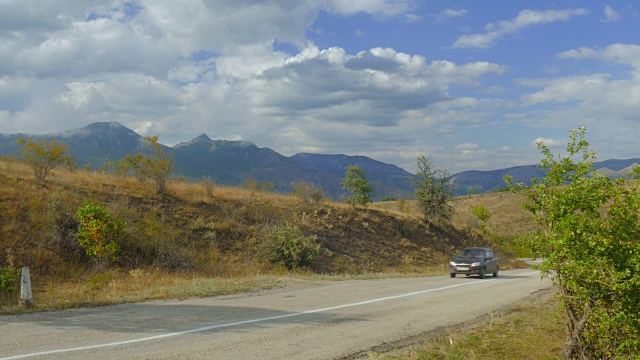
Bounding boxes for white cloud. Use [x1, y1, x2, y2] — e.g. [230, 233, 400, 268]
[325, 0, 415, 17]
[602, 5, 621, 22]
[6, 0, 610, 174]
[433, 8, 467, 23]
[532, 137, 564, 147]
[455, 143, 480, 151]
[557, 44, 640, 72]
[453, 8, 589, 49]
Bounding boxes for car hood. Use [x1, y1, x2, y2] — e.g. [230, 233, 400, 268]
[452, 257, 483, 264]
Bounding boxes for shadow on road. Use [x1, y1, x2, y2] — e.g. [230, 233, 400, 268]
[3, 302, 360, 335]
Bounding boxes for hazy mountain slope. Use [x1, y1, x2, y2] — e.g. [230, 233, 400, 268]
[290, 153, 417, 199]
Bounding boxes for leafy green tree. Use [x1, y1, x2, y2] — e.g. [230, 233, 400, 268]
[121, 136, 175, 194]
[472, 202, 491, 234]
[77, 203, 125, 260]
[507, 127, 640, 358]
[411, 156, 456, 226]
[341, 165, 374, 207]
[16, 138, 75, 181]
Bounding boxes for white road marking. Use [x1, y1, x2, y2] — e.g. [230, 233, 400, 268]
[1, 271, 540, 360]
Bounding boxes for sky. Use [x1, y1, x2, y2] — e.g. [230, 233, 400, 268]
[1, 1, 639, 174]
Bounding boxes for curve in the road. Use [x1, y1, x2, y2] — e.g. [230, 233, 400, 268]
[1, 271, 539, 360]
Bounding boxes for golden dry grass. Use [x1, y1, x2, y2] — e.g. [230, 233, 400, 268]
[0, 156, 526, 313]
[368, 289, 564, 360]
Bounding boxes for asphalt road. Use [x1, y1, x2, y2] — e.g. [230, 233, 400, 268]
[0, 269, 552, 360]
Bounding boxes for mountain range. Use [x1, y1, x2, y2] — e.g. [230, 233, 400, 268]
[1, 122, 638, 199]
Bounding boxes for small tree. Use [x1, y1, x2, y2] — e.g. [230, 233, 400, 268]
[472, 202, 491, 234]
[121, 136, 175, 194]
[77, 202, 125, 260]
[341, 165, 373, 207]
[507, 127, 640, 358]
[411, 156, 456, 226]
[16, 138, 75, 181]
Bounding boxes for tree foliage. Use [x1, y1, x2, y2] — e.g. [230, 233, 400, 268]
[77, 203, 125, 260]
[411, 155, 456, 226]
[16, 137, 75, 181]
[260, 224, 321, 270]
[472, 202, 491, 234]
[121, 136, 175, 194]
[341, 165, 374, 207]
[507, 127, 640, 359]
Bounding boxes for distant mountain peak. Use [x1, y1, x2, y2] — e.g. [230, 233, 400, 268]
[195, 133, 212, 142]
[86, 121, 125, 128]
[56, 121, 137, 138]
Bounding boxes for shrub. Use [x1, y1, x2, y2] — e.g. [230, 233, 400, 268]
[292, 182, 324, 204]
[76, 203, 125, 260]
[472, 202, 491, 234]
[201, 176, 215, 199]
[260, 224, 321, 270]
[0, 267, 19, 294]
[16, 137, 75, 181]
[119, 136, 175, 194]
[0, 267, 19, 307]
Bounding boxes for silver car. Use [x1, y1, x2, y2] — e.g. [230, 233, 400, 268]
[449, 247, 499, 279]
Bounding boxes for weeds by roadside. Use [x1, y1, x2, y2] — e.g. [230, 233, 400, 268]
[367, 289, 564, 360]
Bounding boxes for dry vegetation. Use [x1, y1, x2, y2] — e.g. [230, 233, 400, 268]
[373, 192, 536, 257]
[368, 289, 565, 359]
[0, 156, 529, 312]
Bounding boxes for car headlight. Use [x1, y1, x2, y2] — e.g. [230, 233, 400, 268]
[449, 261, 456, 266]
[471, 262, 481, 267]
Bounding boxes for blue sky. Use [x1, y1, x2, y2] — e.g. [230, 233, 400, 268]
[0, 1, 639, 173]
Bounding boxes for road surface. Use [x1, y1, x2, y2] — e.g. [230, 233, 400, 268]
[1, 269, 552, 359]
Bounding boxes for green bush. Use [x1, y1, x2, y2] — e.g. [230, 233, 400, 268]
[77, 203, 125, 260]
[0, 267, 20, 307]
[0, 267, 19, 294]
[261, 224, 321, 270]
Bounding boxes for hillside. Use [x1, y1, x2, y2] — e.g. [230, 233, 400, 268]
[0, 156, 508, 282]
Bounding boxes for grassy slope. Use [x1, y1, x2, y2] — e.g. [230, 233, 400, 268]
[0, 157, 533, 311]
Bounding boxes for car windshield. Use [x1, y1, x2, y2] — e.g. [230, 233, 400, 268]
[458, 249, 484, 258]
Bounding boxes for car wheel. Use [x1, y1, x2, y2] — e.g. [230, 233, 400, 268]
[465, 274, 470, 277]
[450, 273, 456, 278]
[479, 267, 486, 279]
[493, 267, 499, 277]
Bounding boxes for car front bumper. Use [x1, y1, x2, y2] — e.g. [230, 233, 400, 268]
[449, 264, 482, 275]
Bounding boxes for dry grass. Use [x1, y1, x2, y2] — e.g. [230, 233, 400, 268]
[368, 289, 565, 360]
[0, 271, 287, 315]
[373, 192, 537, 258]
[1, 156, 526, 313]
[373, 192, 535, 241]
